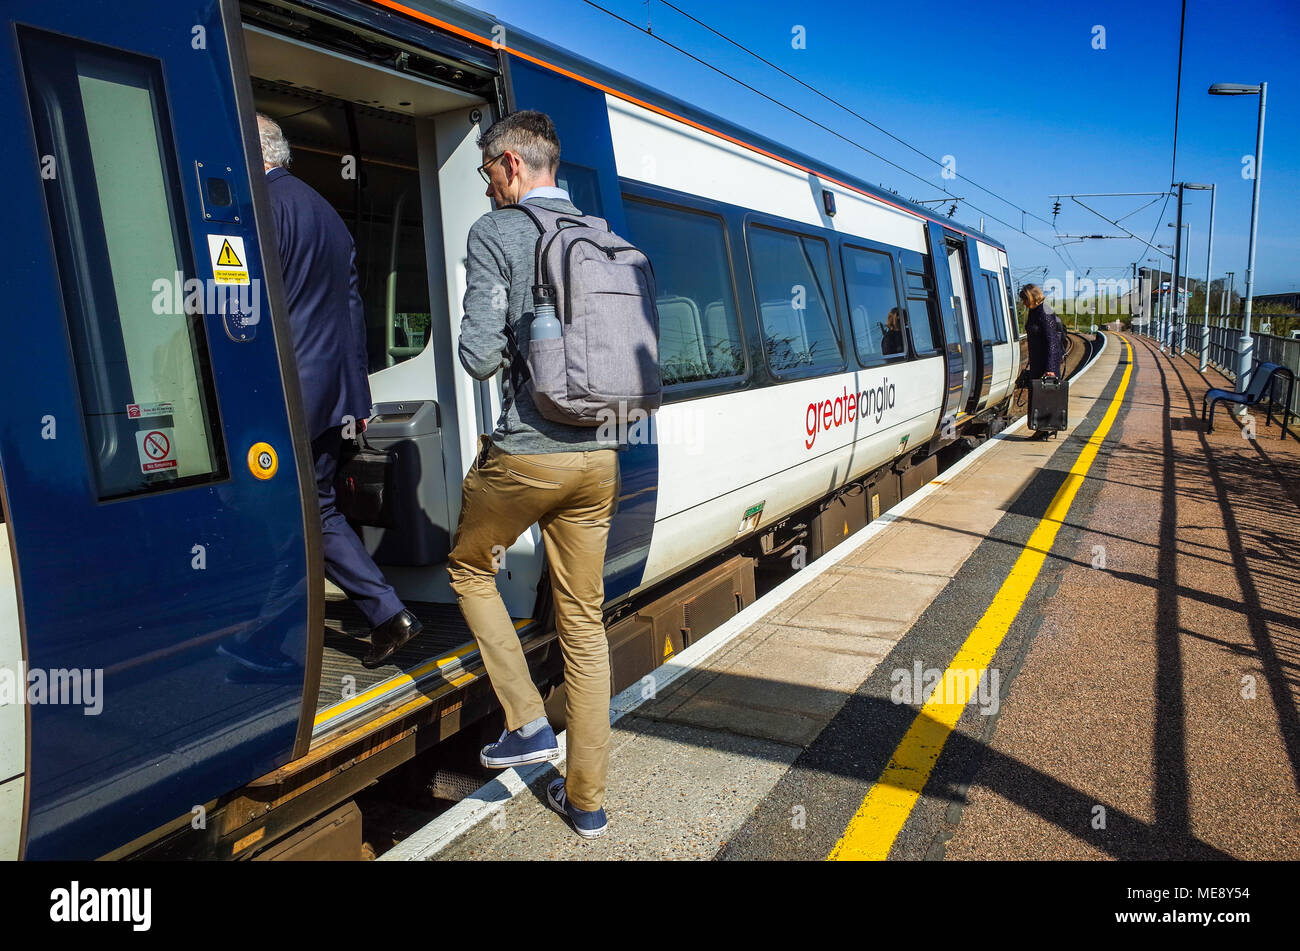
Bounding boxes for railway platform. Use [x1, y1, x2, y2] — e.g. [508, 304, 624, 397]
[383, 332, 1300, 861]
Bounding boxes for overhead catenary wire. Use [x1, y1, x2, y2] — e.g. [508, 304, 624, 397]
[1051, 214, 1084, 275]
[654, 0, 1059, 231]
[1115, 194, 1165, 224]
[576, 0, 1072, 266]
[1051, 193, 1176, 260]
[1039, 3, 1190, 274]
[1135, 1, 1188, 279]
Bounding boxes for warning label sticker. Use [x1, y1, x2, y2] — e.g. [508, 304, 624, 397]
[135, 428, 178, 473]
[126, 401, 173, 419]
[206, 234, 250, 285]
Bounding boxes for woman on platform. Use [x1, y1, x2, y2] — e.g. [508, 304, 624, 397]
[1018, 284, 1063, 439]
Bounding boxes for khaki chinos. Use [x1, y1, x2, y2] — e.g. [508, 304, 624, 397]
[447, 434, 619, 812]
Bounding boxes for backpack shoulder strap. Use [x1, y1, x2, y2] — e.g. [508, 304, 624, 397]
[502, 318, 531, 392]
[499, 202, 547, 234]
[501, 203, 559, 282]
[500, 203, 596, 276]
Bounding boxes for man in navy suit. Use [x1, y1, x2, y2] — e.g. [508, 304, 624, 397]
[257, 113, 420, 668]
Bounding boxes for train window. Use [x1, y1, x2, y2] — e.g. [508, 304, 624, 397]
[747, 225, 843, 376]
[623, 198, 745, 384]
[902, 268, 943, 355]
[20, 29, 227, 500]
[983, 273, 1008, 343]
[842, 246, 907, 365]
[1002, 266, 1020, 339]
[557, 162, 602, 217]
[971, 271, 1001, 345]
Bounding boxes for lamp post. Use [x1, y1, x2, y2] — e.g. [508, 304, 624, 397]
[1147, 258, 1163, 337]
[1177, 184, 1216, 371]
[1210, 81, 1267, 390]
[1131, 261, 1139, 330]
[1157, 244, 1174, 347]
[1168, 220, 1191, 354]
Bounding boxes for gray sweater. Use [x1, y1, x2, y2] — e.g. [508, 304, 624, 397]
[459, 196, 612, 454]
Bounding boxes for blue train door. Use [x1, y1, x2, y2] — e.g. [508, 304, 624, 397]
[503, 57, 656, 602]
[0, 1, 321, 857]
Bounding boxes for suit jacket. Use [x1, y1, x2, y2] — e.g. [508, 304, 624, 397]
[265, 166, 372, 440]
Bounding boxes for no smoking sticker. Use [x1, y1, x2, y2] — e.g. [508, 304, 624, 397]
[206, 234, 250, 285]
[135, 428, 178, 473]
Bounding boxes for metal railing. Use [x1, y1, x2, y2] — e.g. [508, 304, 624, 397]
[1171, 317, 1300, 420]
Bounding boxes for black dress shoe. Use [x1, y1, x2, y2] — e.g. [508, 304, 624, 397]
[362, 609, 423, 669]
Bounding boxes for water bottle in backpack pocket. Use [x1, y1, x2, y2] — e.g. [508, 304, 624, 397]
[525, 283, 569, 414]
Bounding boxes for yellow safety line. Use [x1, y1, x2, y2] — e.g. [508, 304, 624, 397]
[312, 617, 532, 726]
[829, 338, 1132, 860]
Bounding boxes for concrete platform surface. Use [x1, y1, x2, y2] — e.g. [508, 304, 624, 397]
[391, 334, 1165, 861]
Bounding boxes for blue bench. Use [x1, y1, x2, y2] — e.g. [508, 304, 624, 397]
[1202, 361, 1296, 440]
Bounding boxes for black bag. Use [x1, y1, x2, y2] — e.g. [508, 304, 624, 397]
[335, 429, 395, 528]
[1028, 377, 1068, 432]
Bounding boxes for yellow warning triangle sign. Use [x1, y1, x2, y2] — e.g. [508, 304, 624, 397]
[664, 638, 675, 659]
[216, 239, 243, 268]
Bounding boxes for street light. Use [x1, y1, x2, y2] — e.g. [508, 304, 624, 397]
[1146, 258, 1164, 337]
[1168, 220, 1190, 353]
[1209, 81, 1266, 390]
[1157, 244, 1174, 345]
[1145, 259, 1160, 337]
[1179, 183, 1216, 371]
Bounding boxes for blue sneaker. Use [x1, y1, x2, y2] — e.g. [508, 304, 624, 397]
[479, 724, 561, 769]
[546, 777, 608, 839]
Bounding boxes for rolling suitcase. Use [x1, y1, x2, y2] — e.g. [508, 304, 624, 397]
[1028, 377, 1068, 433]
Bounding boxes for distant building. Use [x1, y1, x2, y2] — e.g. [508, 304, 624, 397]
[1255, 292, 1300, 312]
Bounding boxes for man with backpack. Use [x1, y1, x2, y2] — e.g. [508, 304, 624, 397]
[448, 110, 660, 839]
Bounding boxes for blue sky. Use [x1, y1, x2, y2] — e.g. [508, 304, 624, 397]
[459, 0, 1299, 296]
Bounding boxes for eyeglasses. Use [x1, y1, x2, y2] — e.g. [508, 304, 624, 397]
[477, 152, 505, 184]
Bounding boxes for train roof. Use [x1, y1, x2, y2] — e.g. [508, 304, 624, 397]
[401, 0, 1007, 251]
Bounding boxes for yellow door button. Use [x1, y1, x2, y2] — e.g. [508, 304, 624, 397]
[248, 442, 279, 480]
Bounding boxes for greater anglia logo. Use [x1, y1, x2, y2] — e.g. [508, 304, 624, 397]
[806, 378, 897, 449]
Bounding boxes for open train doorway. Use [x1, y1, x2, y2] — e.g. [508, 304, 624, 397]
[237, 15, 513, 736]
[245, 27, 450, 373]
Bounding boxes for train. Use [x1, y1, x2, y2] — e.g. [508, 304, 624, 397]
[0, 0, 1021, 859]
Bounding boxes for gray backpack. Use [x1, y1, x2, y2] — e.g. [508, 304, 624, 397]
[504, 203, 662, 427]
